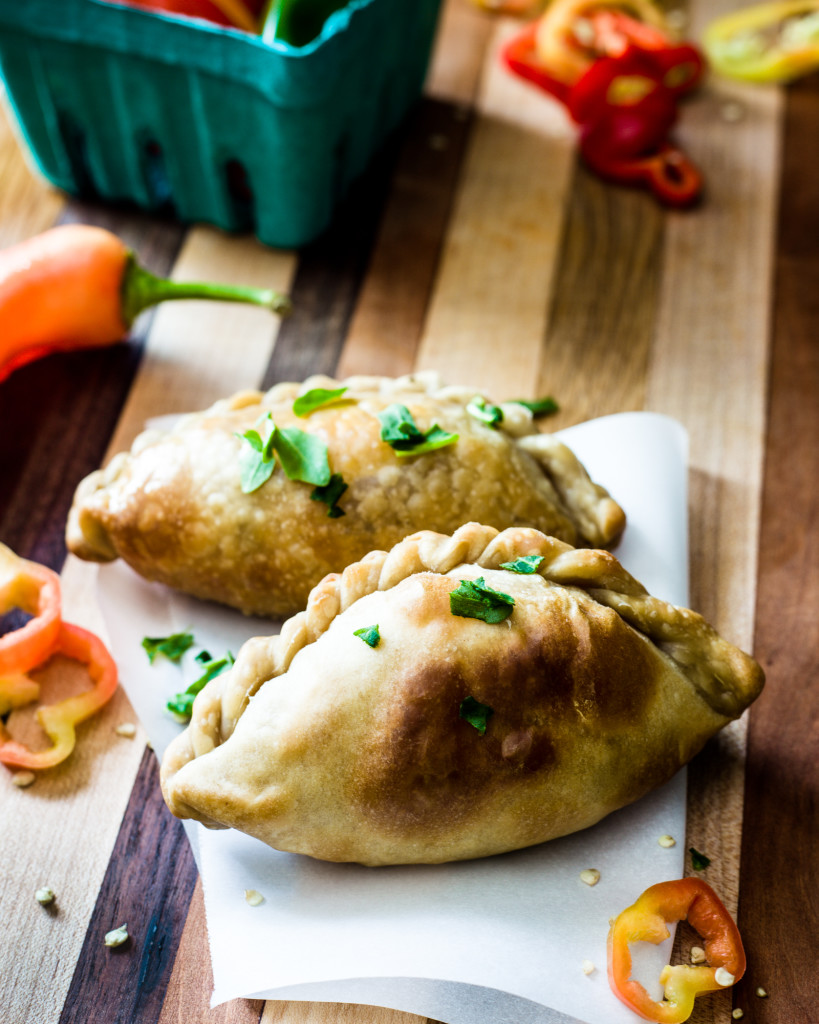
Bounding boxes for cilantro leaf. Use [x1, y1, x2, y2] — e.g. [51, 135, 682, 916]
[467, 396, 504, 429]
[689, 847, 711, 871]
[293, 386, 349, 417]
[311, 473, 348, 518]
[500, 555, 544, 575]
[237, 416, 276, 494]
[449, 577, 515, 624]
[460, 696, 494, 735]
[353, 624, 381, 648]
[167, 652, 235, 720]
[377, 404, 458, 458]
[511, 396, 559, 417]
[271, 426, 332, 486]
[142, 632, 194, 664]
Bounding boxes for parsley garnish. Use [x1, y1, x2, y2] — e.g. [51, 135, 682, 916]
[142, 632, 194, 664]
[689, 847, 711, 871]
[467, 396, 504, 429]
[310, 473, 348, 518]
[511, 396, 559, 417]
[500, 555, 544, 575]
[293, 386, 349, 417]
[377, 404, 458, 458]
[353, 624, 381, 648]
[166, 652, 235, 720]
[237, 415, 332, 494]
[449, 577, 515, 624]
[460, 696, 494, 735]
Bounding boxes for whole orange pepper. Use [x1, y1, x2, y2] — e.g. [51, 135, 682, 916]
[0, 224, 291, 386]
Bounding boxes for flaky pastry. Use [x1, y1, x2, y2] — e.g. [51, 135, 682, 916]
[66, 373, 624, 618]
[160, 523, 764, 866]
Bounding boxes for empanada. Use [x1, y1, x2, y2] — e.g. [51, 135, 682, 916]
[66, 373, 625, 618]
[160, 523, 764, 866]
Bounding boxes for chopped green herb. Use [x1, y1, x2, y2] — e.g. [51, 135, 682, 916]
[237, 416, 277, 494]
[689, 847, 711, 871]
[467, 396, 504, 429]
[511, 396, 560, 417]
[500, 555, 544, 575]
[353, 624, 381, 648]
[194, 650, 213, 664]
[310, 473, 348, 518]
[293, 386, 349, 417]
[377, 404, 458, 458]
[142, 632, 194, 665]
[167, 652, 235, 720]
[271, 426, 332, 486]
[449, 577, 515, 624]
[460, 696, 494, 735]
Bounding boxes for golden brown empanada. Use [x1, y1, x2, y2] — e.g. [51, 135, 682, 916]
[160, 523, 764, 866]
[65, 373, 624, 619]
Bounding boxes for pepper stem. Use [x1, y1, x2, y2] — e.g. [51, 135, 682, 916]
[121, 253, 292, 326]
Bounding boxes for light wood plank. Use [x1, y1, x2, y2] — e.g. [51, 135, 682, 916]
[415, 20, 576, 399]
[0, 95, 64, 246]
[425, 0, 494, 107]
[262, 1000, 426, 1024]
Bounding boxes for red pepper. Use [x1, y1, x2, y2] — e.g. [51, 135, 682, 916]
[569, 49, 702, 206]
[102, 0, 263, 32]
[608, 878, 746, 1023]
[0, 225, 291, 387]
[502, 22, 575, 106]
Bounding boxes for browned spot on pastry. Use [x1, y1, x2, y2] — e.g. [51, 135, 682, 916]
[355, 574, 657, 834]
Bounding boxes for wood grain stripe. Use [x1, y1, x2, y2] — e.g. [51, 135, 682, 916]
[59, 749, 198, 1024]
[736, 72, 819, 1024]
[0, 100, 63, 247]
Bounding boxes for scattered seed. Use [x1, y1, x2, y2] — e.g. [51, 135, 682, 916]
[658, 834, 676, 848]
[35, 887, 55, 905]
[12, 771, 36, 788]
[579, 869, 600, 886]
[104, 924, 129, 948]
[244, 889, 265, 907]
[581, 959, 596, 975]
[689, 946, 706, 964]
[732, 1010, 744, 1019]
[715, 967, 736, 987]
[115, 723, 137, 738]
[720, 101, 745, 123]
[756, 987, 768, 998]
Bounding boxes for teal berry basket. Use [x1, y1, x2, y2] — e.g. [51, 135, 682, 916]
[0, 0, 442, 248]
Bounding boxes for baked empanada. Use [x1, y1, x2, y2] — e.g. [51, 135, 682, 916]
[160, 523, 764, 866]
[66, 373, 624, 618]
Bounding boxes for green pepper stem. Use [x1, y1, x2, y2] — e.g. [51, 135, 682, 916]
[121, 254, 292, 326]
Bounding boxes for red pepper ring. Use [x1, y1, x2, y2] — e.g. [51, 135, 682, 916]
[502, 21, 575, 106]
[608, 878, 746, 1024]
[0, 542, 62, 676]
[581, 137, 703, 206]
[0, 621, 118, 770]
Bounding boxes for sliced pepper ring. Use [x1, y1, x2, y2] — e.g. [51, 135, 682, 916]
[704, 0, 819, 83]
[608, 878, 746, 1024]
[0, 542, 61, 676]
[0, 621, 118, 770]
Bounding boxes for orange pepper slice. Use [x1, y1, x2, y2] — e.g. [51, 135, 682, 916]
[0, 542, 61, 675]
[608, 878, 746, 1023]
[0, 622, 118, 770]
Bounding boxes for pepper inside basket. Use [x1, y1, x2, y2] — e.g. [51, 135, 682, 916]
[0, 0, 442, 248]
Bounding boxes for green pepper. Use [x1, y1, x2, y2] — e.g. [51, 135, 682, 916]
[264, 0, 350, 46]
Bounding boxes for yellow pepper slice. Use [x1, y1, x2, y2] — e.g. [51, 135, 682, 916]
[704, 1, 819, 83]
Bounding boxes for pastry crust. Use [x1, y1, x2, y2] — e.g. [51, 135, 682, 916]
[160, 523, 764, 866]
[65, 373, 625, 618]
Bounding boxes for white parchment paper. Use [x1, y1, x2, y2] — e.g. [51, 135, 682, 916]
[98, 411, 689, 1024]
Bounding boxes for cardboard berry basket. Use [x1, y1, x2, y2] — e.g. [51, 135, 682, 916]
[0, 0, 442, 247]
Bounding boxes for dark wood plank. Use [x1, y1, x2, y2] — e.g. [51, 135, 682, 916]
[336, 98, 472, 380]
[536, 164, 665, 429]
[259, 128, 402, 389]
[736, 73, 819, 1023]
[0, 207, 184, 568]
[59, 748, 198, 1024]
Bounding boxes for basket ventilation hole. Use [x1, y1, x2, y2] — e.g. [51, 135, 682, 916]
[225, 159, 255, 232]
[141, 140, 174, 211]
[57, 112, 96, 198]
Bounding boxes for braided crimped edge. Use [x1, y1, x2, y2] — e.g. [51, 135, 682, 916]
[161, 522, 764, 812]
